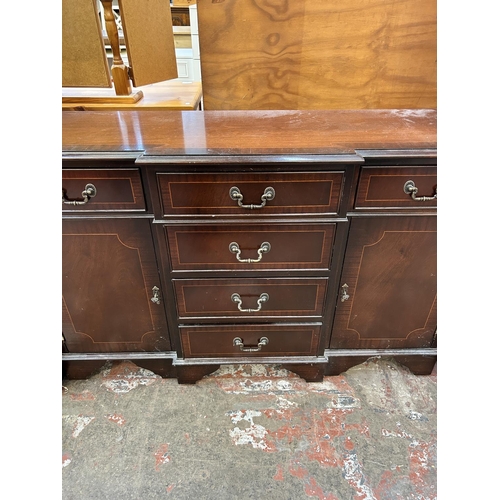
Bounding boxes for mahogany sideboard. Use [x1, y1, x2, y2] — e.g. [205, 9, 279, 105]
[62, 109, 437, 382]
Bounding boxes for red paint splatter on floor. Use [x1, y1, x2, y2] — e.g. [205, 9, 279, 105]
[105, 413, 126, 426]
[289, 461, 339, 500]
[341, 447, 376, 498]
[220, 363, 435, 499]
[225, 376, 378, 498]
[205, 364, 307, 395]
[408, 439, 437, 499]
[288, 462, 309, 479]
[273, 463, 285, 481]
[102, 360, 139, 378]
[62, 454, 71, 468]
[304, 476, 339, 500]
[262, 407, 370, 469]
[374, 425, 436, 499]
[70, 390, 95, 401]
[373, 469, 395, 497]
[100, 361, 161, 394]
[344, 437, 355, 450]
[154, 444, 171, 471]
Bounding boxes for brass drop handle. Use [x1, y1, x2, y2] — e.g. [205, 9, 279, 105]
[229, 186, 275, 209]
[151, 286, 161, 305]
[231, 292, 269, 312]
[62, 183, 97, 205]
[403, 180, 437, 202]
[340, 283, 350, 302]
[233, 336, 269, 352]
[229, 241, 271, 263]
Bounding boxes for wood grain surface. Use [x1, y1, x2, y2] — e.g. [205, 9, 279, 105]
[62, 109, 437, 155]
[157, 171, 343, 215]
[180, 324, 321, 357]
[330, 216, 437, 349]
[197, 0, 436, 110]
[62, 218, 171, 353]
[165, 223, 335, 271]
[62, 81, 202, 110]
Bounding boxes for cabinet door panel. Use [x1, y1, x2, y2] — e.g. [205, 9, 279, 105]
[330, 216, 436, 349]
[62, 218, 170, 352]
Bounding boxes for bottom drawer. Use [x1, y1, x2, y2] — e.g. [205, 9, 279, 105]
[180, 324, 321, 357]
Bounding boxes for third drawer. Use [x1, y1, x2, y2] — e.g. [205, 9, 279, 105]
[173, 277, 328, 320]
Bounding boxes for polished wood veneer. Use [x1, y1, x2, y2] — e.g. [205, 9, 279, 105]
[157, 172, 344, 216]
[330, 216, 437, 350]
[355, 166, 437, 209]
[180, 324, 322, 358]
[62, 109, 437, 382]
[62, 218, 170, 353]
[62, 109, 437, 154]
[165, 223, 336, 272]
[173, 278, 328, 319]
[197, 0, 436, 110]
[62, 168, 146, 212]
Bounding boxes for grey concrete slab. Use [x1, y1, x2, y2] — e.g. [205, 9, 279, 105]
[62, 358, 437, 500]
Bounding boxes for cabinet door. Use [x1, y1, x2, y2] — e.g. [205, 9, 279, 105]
[62, 218, 171, 352]
[330, 216, 436, 349]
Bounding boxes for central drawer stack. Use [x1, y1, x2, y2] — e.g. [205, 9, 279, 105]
[147, 167, 350, 377]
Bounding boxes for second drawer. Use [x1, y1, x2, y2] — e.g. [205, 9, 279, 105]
[173, 277, 328, 320]
[164, 223, 336, 272]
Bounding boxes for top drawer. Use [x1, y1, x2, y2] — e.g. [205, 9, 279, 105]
[355, 166, 437, 209]
[156, 172, 345, 217]
[62, 169, 146, 212]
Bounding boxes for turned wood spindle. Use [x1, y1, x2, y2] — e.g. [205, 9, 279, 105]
[100, 0, 132, 95]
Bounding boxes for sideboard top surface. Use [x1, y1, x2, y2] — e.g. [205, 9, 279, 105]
[62, 109, 437, 156]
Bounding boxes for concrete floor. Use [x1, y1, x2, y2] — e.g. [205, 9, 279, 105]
[62, 357, 437, 500]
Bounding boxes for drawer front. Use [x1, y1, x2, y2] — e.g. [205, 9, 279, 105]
[174, 278, 328, 319]
[180, 324, 321, 357]
[165, 223, 335, 271]
[62, 169, 146, 212]
[157, 172, 344, 216]
[355, 167, 437, 209]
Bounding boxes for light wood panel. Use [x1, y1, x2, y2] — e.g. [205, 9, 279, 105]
[62, 0, 111, 88]
[62, 80, 202, 110]
[118, 0, 178, 87]
[197, 0, 437, 110]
